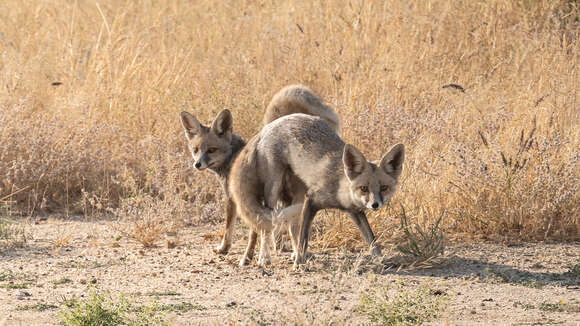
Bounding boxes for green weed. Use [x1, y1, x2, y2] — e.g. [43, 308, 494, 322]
[358, 283, 448, 325]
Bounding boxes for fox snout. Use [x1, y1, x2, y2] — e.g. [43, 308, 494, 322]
[367, 193, 383, 211]
[194, 156, 209, 170]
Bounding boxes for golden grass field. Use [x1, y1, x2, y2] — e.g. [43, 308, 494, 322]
[1, 0, 578, 248]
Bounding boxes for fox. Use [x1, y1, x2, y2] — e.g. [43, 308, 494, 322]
[228, 113, 404, 268]
[179, 85, 340, 265]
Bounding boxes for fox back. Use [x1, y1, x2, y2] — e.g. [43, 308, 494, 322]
[257, 114, 404, 211]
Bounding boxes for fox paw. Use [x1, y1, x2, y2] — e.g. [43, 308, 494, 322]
[293, 260, 307, 271]
[291, 252, 312, 261]
[258, 257, 271, 267]
[213, 243, 230, 255]
[239, 255, 251, 266]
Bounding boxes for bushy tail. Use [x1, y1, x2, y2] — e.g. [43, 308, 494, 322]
[263, 84, 341, 135]
[274, 204, 302, 225]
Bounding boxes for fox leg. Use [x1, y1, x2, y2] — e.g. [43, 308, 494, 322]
[288, 181, 306, 260]
[257, 229, 272, 266]
[348, 211, 381, 256]
[214, 198, 236, 254]
[288, 217, 300, 261]
[239, 229, 258, 266]
[264, 174, 284, 257]
[294, 196, 318, 268]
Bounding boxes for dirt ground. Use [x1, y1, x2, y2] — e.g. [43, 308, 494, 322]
[1, 217, 579, 326]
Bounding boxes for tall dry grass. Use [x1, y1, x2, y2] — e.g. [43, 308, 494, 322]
[0, 0, 578, 244]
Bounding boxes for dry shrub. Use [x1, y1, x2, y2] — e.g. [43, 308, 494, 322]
[51, 229, 73, 249]
[0, 0, 577, 243]
[0, 218, 28, 250]
[392, 206, 446, 268]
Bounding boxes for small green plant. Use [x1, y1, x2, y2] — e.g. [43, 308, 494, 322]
[58, 291, 127, 326]
[57, 259, 119, 269]
[52, 277, 73, 285]
[128, 302, 168, 326]
[145, 290, 180, 297]
[358, 284, 448, 326]
[16, 303, 58, 311]
[539, 301, 580, 313]
[58, 290, 168, 326]
[393, 206, 445, 266]
[0, 270, 15, 281]
[0, 282, 30, 289]
[157, 302, 204, 313]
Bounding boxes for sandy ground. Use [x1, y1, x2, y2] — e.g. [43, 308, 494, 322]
[1, 217, 579, 325]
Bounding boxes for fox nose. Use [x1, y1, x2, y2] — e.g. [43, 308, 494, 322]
[194, 162, 202, 169]
[371, 202, 379, 210]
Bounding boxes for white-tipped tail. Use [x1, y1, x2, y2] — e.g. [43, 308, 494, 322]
[273, 204, 303, 226]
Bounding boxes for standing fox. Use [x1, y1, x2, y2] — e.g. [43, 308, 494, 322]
[179, 85, 341, 264]
[229, 114, 404, 268]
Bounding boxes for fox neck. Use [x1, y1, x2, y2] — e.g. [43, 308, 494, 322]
[210, 133, 246, 180]
[336, 174, 360, 210]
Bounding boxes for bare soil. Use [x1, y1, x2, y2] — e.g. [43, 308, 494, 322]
[1, 218, 579, 325]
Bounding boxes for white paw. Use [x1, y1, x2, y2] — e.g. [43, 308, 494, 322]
[213, 242, 230, 255]
[258, 257, 271, 267]
[239, 256, 250, 266]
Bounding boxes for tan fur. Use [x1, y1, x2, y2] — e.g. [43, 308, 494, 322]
[228, 114, 404, 268]
[180, 85, 340, 265]
[264, 84, 341, 135]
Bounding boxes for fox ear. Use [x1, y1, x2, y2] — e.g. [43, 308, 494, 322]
[343, 144, 368, 181]
[211, 109, 233, 141]
[380, 143, 404, 179]
[180, 111, 202, 139]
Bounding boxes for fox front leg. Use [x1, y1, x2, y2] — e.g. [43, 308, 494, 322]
[348, 211, 381, 256]
[294, 197, 318, 269]
[214, 198, 237, 254]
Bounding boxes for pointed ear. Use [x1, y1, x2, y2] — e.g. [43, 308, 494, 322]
[180, 111, 202, 139]
[211, 109, 233, 141]
[343, 144, 368, 181]
[380, 143, 405, 179]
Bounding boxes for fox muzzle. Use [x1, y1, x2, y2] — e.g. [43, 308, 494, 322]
[194, 153, 209, 170]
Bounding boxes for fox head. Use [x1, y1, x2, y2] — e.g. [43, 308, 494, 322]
[343, 143, 405, 211]
[180, 109, 234, 171]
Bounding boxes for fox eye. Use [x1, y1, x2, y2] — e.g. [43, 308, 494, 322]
[193, 147, 199, 154]
[359, 186, 369, 193]
[207, 147, 218, 154]
[380, 185, 389, 192]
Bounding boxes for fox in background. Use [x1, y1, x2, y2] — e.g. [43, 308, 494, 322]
[229, 113, 404, 268]
[180, 85, 341, 265]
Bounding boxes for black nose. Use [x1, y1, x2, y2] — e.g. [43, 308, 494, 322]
[194, 162, 201, 169]
[371, 202, 379, 209]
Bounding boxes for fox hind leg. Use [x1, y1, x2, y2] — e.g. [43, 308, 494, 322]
[239, 229, 258, 266]
[258, 229, 272, 266]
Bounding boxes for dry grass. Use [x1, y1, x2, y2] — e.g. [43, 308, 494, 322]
[0, 0, 578, 245]
[390, 206, 447, 269]
[51, 229, 73, 249]
[0, 218, 28, 250]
